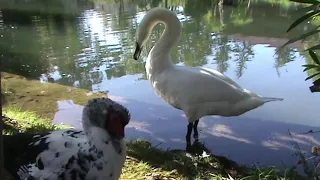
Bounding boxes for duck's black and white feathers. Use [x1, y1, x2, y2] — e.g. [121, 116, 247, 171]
[3, 97, 131, 180]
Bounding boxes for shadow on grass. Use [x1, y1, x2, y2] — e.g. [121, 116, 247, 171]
[2, 122, 20, 135]
[126, 139, 248, 179]
[2, 115, 21, 135]
[2, 91, 7, 106]
[126, 138, 307, 179]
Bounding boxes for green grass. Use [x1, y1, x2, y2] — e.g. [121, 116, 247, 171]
[124, 139, 306, 180]
[2, 107, 307, 180]
[123, 139, 247, 180]
[2, 107, 70, 135]
[1, 72, 106, 119]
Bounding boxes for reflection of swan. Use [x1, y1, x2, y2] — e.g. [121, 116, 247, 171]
[4, 98, 131, 180]
[133, 8, 283, 149]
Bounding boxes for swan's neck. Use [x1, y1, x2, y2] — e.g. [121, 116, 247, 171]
[147, 11, 181, 72]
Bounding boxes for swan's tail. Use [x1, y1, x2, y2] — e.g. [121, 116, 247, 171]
[260, 97, 284, 103]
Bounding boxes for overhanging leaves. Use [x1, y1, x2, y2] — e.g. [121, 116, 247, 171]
[287, 10, 320, 32]
[294, 3, 320, 14]
[306, 72, 320, 80]
[285, 0, 320, 87]
[278, 29, 320, 51]
[290, 0, 320, 4]
[302, 64, 320, 72]
[305, 44, 320, 51]
[308, 50, 320, 65]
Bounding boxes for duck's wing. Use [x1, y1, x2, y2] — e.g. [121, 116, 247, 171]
[3, 132, 50, 179]
[3, 129, 87, 179]
[17, 164, 35, 180]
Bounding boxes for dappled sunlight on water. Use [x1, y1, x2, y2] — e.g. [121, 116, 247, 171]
[262, 140, 297, 151]
[208, 124, 253, 144]
[126, 121, 152, 134]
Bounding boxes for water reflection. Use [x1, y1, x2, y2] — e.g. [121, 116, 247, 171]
[52, 95, 320, 167]
[0, 0, 308, 85]
[1, 0, 319, 167]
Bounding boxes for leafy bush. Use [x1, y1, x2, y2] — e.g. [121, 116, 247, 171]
[280, 0, 320, 88]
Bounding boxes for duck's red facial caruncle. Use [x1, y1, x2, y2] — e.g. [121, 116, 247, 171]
[107, 113, 125, 139]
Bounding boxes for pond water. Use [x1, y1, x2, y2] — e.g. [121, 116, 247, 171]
[1, 0, 320, 168]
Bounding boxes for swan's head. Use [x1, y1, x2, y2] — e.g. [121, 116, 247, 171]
[134, 23, 151, 60]
[134, 41, 143, 60]
[133, 7, 180, 60]
[134, 8, 165, 60]
[82, 97, 131, 139]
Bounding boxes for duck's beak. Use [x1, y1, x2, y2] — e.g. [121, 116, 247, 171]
[133, 42, 142, 60]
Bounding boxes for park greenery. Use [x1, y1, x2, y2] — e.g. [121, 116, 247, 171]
[280, 0, 320, 92]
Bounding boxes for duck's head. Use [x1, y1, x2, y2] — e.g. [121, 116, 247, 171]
[82, 97, 131, 140]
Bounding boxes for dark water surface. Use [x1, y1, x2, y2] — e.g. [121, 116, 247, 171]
[1, 0, 320, 167]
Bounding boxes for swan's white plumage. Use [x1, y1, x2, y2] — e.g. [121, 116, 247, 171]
[135, 7, 283, 123]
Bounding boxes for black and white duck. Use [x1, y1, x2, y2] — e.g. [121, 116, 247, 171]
[3, 97, 131, 180]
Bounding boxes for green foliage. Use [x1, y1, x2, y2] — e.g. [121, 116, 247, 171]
[240, 165, 304, 180]
[303, 50, 320, 81]
[281, 0, 320, 84]
[288, 131, 320, 180]
[2, 108, 69, 135]
[289, 0, 320, 4]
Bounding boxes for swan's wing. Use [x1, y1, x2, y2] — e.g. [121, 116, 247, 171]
[166, 66, 251, 105]
[200, 67, 243, 89]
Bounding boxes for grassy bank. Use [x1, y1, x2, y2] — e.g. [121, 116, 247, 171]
[2, 108, 306, 180]
[0, 72, 309, 179]
[1, 72, 106, 119]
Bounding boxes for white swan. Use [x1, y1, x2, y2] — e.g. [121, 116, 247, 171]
[133, 7, 283, 149]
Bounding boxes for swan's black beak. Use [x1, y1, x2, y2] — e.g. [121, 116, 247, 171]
[133, 42, 142, 60]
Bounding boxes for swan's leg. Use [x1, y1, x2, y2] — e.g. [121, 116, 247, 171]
[186, 123, 193, 149]
[193, 120, 199, 140]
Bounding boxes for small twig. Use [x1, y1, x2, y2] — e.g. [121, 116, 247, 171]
[296, 130, 320, 135]
[153, 142, 162, 148]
